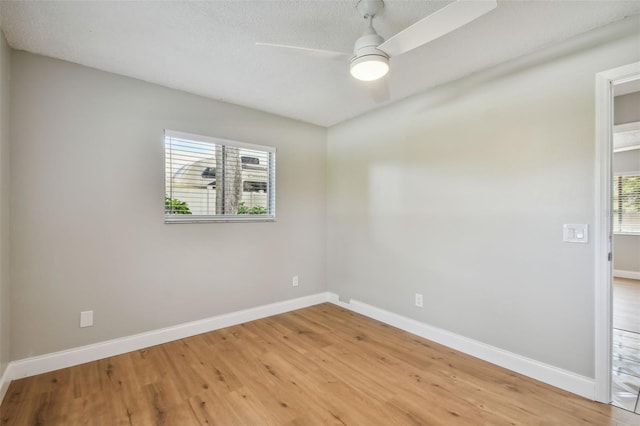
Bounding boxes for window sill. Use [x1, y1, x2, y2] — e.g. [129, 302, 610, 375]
[165, 215, 275, 224]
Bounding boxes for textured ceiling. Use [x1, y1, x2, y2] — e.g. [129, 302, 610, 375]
[2, 0, 639, 127]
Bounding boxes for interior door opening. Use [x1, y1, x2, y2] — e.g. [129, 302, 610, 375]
[610, 83, 640, 413]
[594, 62, 640, 405]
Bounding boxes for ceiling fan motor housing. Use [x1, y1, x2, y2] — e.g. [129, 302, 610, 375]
[350, 29, 389, 81]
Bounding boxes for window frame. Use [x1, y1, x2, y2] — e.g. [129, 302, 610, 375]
[164, 130, 276, 224]
[612, 171, 640, 235]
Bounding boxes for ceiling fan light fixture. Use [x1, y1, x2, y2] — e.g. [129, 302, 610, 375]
[350, 54, 389, 81]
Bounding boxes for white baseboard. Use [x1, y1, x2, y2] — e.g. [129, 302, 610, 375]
[327, 293, 595, 400]
[613, 269, 640, 280]
[0, 291, 596, 405]
[0, 292, 331, 403]
[0, 367, 10, 405]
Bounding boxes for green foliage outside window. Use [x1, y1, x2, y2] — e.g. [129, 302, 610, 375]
[165, 196, 192, 215]
[237, 201, 267, 215]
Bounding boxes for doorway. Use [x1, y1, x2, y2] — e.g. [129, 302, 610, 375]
[610, 87, 640, 412]
[594, 62, 640, 406]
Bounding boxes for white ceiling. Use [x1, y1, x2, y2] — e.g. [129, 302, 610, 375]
[2, 1, 639, 127]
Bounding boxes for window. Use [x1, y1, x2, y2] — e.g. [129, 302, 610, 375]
[243, 181, 268, 193]
[613, 174, 640, 234]
[165, 130, 275, 223]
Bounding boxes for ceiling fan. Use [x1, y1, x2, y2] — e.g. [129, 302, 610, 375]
[257, 0, 498, 86]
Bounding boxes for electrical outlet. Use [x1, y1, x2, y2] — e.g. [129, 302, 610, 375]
[292, 275, 299, 287]
[80, 310, 93, 328]
[415, 293, 423, 308]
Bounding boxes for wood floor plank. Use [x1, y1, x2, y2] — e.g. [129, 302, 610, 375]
[1, 303, 639, 425]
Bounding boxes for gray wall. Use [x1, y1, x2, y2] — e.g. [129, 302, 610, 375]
[326, 18, 640, 378]
[614, 234, 640, 273]
[0, 31, 10, 375]
[613, 91, 640, 275]
[614, 92, 640, 125]
[10, 52, 327, 359]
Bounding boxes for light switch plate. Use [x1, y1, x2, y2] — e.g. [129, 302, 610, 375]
[563, 224, 588, 243]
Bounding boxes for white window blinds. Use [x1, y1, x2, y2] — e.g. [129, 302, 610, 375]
[613, 174, 640, 234]
[165, 130, 276, 223]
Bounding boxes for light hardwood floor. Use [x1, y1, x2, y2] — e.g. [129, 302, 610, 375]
[1, 303, 638, 425]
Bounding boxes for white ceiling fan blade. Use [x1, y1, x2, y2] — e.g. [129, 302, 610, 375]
[378, 0, 497, 57]
[256, 42, 350, 60]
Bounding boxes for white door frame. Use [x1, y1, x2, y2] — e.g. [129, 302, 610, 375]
[594, 61, 640, 403]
